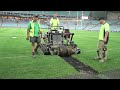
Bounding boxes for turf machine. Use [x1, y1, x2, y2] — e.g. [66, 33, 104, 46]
[40, 26, 80, 57]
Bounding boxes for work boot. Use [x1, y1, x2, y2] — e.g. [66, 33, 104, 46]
[99, 59, 105, 63]
[93, 57, 101, 60]
[32, 52, 37, 58]
[35, 49, 38, 55]
[103, 58, 107, 62]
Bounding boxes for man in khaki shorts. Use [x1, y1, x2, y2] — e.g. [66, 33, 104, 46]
[94, 17, 110, 62]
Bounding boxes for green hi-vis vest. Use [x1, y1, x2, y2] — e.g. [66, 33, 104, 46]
[30, 20, 40, 37]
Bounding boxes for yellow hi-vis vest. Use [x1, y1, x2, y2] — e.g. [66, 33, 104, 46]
[30, 20, 40, 37]
[50, 18, 60, 30]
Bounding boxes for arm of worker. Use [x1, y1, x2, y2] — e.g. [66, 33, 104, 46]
[103, 31, 109, 43]
[26, 30, 30, 40]
[57, 19, 60, 26]
[103, 24, 109, 43]
[50, 18, 53, 28]
[40, 29, 43, 38]
[57, 19, 60, 29]
[26, 22, 31, 40]
[37, 21, 42, 38]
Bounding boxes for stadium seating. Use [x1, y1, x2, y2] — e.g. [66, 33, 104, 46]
[2, 11, 90, 17]
[0, 11, 119, 32]
[1, 19, 120, 32]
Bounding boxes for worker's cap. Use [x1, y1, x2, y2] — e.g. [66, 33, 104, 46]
[99, 17, 105, 21]
[33, 15, 39, 18]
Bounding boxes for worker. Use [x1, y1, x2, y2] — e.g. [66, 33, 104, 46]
[26, 15, 41, 57]
[94, 17, 110, 62]
[50, 14, 60, 30]
[64, 29, 70, 45]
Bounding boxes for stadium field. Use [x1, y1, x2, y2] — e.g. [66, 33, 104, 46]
[0, 28, 79, 79]
[72, 30, 120, 73]
[0, 27, 120, 79]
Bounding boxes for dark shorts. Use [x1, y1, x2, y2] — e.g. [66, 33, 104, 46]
[30, 36, 41, 43]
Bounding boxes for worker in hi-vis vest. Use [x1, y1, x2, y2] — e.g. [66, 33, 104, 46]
[26, 15, 42, 57]
[94, 17, 110, 62]
[50, 14, 60, 30]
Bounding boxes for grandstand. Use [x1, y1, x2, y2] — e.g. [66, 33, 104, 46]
[0, 11, 120, 32]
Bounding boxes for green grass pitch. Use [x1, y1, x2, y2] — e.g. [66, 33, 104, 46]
[0, 27, 120, 79]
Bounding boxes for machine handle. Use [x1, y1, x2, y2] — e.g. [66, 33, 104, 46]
[48, 26, 64, 30]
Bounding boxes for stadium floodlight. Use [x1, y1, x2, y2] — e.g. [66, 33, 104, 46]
[81, 11, 84, 30]
[76, 11, 79, 30]
[76, 11, 83, 30]
[77, 11, 78, 27]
